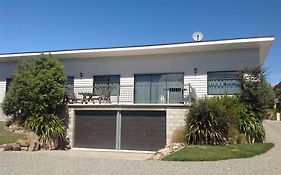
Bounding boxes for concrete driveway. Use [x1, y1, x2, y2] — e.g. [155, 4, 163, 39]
[0, 120, 280, 175]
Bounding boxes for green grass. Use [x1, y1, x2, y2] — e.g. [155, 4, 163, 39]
[0, 121, 26, 145]
[163, 143, 274, 161]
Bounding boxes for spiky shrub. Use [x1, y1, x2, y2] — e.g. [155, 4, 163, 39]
[186, 98, 228, 145]
[239, 114, 265, 143]
[213, 95, 249, 144]
[25, 114, 66, 144]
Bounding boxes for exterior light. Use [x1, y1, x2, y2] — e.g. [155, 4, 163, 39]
[80, 72, 83, 78]
[194, 68, 197, 75]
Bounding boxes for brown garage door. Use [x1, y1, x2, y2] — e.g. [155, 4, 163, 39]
[74, 110, 116, 149]
[121, 111, 166, 151]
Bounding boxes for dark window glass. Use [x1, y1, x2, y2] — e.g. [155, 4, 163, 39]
[65, 76, 74, 95]
[207, 71, 241, 95]
[135, 73, 183, 103]
[93, 75, 120, 96]
[6, 78, 12, 93]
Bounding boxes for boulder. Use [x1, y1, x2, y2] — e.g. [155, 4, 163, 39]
[27, 132, 40, 151]
[21, 147, 28, 151]
[49, 137, 59, 150]
[12, 145, 21, 151]
[151, 143, 185, 160]
[158, 148, 171, 156]
[27, 132, 39, 143]
[3, 144, 13, 151]
[8, 124, 18, 132]
[16, 139, 30, 147]
[65, 144, 71, 150]
[28, 141, 39, 152]
[151, 153, 163, 160]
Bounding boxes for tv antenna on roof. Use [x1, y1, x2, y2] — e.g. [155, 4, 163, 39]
[192, 32, 203, 42]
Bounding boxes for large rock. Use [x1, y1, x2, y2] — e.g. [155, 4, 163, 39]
[151, 143, 185, 160]
[3, 144, 13, 151]
[12, 145, 21, 151]
[8, 124, 18, 132]
[28, 141, 39, 151]
[49, 137, 59, 150]
[27, 132, 39, 143]
[21, 147, 28, 151]
[27, 132, 40, 151]
[16, 139, 30, 147]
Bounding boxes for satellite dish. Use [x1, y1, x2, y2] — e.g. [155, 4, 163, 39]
[192, 32, 203, 42]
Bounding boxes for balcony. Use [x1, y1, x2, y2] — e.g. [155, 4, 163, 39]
[65, 83, 196, 105]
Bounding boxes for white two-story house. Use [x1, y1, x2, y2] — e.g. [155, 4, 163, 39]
[0, 36, 274, 151]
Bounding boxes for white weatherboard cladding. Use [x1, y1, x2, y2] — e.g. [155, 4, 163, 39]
[61, 48, 259, 99]
[0, 48, 259, 102]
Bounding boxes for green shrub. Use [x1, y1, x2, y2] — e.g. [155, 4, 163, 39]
[239, 66, 275, 121]
[213, 95, 250, 144]
[1, 54, 67, 144]
[239, 114, 265, 143]
[186, 98, 228, 145]
[25, 114, 66, 144]
[186, 95, 263, 145]
[228, 124, 247, 144]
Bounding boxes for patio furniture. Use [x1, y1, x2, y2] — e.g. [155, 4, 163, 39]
[99, 89, 111, 104]
[64, 92, 80, 104]
[166, 87, 186, 104]
[78, 92, 99, 104]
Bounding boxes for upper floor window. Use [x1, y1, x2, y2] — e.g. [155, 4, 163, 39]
[65, 76, 74, 95]
[207, 71, 241, 95]
[6, 78, 12, 93]
[93, 75, 120, 96]
[135, 73, 184, 103]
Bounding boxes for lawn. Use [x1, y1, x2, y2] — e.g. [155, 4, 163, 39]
[0, 121, 26, 145]
[163, 143, 274, 161]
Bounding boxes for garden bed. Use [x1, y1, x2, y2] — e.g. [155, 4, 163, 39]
[163, 143, 274, 161]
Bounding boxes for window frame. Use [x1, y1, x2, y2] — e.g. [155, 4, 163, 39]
[134, 72, 184, 103]
[207, 70, 242, 95]
[93, 75, 120, 96]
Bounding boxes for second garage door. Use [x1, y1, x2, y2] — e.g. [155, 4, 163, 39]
[121, 111, 166, 151]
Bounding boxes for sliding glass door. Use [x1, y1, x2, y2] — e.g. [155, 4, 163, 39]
[135, 73, 183, 103]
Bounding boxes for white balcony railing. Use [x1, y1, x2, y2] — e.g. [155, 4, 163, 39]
[65, 83, 196, 105]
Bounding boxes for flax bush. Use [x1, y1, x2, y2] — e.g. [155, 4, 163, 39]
[186, 98, 228, 145]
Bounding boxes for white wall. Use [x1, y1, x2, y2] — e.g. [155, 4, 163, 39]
[0, 48, 259, 102]
[61, 48, 259, 99]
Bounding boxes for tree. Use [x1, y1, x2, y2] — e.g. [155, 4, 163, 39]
[2, 54, 67, 145]
[239, 66, 275, 121]
[274, 83, 281, 112]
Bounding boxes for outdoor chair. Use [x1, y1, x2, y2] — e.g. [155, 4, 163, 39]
[64, 91, 80, 104]
[99, 89, 111, 104]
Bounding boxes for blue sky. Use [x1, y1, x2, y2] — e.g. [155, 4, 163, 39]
[0, 0, 280, 83]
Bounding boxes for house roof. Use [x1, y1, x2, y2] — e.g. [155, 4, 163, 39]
[274, 82, 281, 89]
[0, 36, 274, 64]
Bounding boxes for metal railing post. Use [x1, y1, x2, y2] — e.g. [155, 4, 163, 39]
[188, 83, 191, 104]
[117, 85, 120, 104]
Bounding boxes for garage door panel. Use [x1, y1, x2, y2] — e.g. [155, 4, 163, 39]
[74, 111, 116, 149]
[121, 111, 166, 151]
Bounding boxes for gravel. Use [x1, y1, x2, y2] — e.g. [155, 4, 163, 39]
[0, 120, 280, 175]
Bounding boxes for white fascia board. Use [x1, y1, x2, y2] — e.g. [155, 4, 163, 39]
[0, 37, 274, 62]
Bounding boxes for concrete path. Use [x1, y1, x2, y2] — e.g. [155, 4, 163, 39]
[0, 120, 280, 175]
